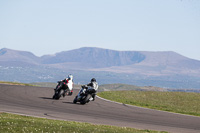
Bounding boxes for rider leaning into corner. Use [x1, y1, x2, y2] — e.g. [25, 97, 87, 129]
[85, 78, 98, 101]
[62, 74, 74, 96]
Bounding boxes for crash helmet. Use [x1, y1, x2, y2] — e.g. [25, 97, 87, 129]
[91, 78, 96, 82]
[68, 74, 73, 80]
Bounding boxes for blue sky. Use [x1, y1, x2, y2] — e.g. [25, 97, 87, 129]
[0, 0, 200, 60]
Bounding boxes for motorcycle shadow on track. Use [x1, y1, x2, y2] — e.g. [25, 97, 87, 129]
[62, 101, 77, 105]
[39, 97, 57, 100]
[39, 97, 89, 105]
[62, 101, 93, 105]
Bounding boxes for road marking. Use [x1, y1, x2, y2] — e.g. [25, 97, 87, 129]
[96, 95, 200, 118]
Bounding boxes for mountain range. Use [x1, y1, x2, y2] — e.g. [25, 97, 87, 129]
[0, 47, 200, 89]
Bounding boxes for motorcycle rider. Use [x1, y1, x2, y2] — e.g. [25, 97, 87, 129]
[85, 78, 98, 101]
[61, 74, 74, 96]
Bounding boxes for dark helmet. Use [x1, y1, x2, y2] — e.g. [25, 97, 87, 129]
[91, 78, 96, 82]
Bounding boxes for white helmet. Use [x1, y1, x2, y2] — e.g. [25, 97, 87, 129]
[68, 74, 73, 80]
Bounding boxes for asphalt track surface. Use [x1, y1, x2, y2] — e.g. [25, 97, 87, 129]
[0, 84, 200, 133]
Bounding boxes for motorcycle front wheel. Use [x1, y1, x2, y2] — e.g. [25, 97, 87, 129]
[73, 96, 78, 104]
[80, 94, 92, 105]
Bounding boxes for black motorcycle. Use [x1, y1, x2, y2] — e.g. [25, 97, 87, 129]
[53, 81, 72, 100]
[73, 85, 95, 105]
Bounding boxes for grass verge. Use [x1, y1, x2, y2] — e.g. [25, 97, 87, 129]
[0, 81, 34, 86]
[98, 90, 200, 116]
[0, 113, 167, 133]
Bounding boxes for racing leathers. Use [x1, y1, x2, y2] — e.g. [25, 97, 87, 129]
[62, 78, 73, 96]
[86, 81, 98, 101]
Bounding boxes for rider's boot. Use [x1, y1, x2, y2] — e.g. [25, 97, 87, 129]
[92, 94, 96, 101]
[68, 90, 73, 95]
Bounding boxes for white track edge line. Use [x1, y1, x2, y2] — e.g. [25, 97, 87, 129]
[96, 95, 200, 118]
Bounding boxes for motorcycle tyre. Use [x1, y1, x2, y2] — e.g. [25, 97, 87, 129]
[54, 94, 60, 100]
[73, 96, 78, 104]
[80, 94, 92, 105]
[54, 89, 64, 100]
[52, 94, 55, 99]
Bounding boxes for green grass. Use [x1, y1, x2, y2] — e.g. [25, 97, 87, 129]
[0, 81, 34, 86]
[98, 90, 200, 116]
[98, 84, 166, 92]
[0, 113, 167, 133]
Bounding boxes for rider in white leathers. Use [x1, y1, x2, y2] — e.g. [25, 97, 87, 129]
[62, 74, 73, 96]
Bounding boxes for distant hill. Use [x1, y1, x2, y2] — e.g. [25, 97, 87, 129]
[0, 48, 40, 67]
[0, 47, 200, 89]
[2, 47, 199, 76]
[91, 50, 200, 77]
[41, 47, 146, 69]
